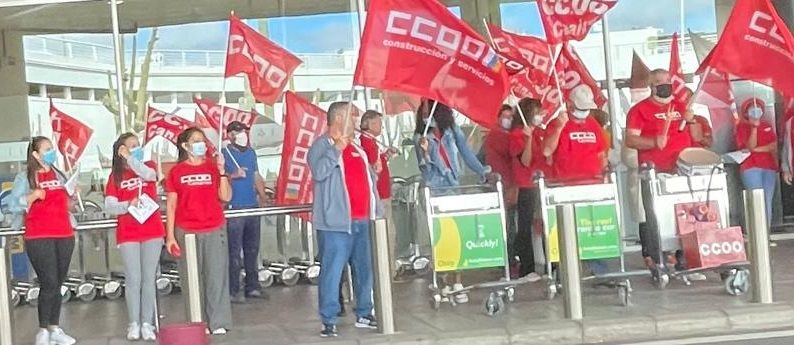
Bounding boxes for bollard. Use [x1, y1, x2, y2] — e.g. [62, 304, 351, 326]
[183, 233, 203, 322]
[370, 218, 395, 334]
[744, 189, 773, 304]
[0, 238, 13, 345]
[557, 204, 583, 320]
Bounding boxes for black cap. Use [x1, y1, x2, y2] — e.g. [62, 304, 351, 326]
[227, 121, 249, 132]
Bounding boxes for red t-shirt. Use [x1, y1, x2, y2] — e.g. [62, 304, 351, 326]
[549, 117, 607, 182]
[164, 160, 225, 232]
[691, 116, 713, 148]
[359, 134, 391, 200]
[343, 145, 371, 220]
[509, 128, 547, 188]
[106, 161, 165, 244]
[736, 121, 778, 172]
[627, 98, 693, 172]
[25, 170, 73, 240]
[485, 130, 514, 187]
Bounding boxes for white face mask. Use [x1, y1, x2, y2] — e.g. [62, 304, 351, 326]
[572, 109, 590, 120]
[531, 115, 543, 127]
[234, 132, 249, 147]
[748, 107, 764, 120]
[500, 118, 512, 130]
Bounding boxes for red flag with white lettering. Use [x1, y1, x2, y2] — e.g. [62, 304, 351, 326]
[194, 97, 259, 134]
[555, 43, 606, 109]
[276, 92, 327, 213]
[49, 100, 93, 169]
[538, 0, 617, 45]
[669, 33, 688, 104]
[353, 0, 510, 129]
[225, 15, 302, 105]
[696, 0, 794, 98]
[144, 106, 193, 145]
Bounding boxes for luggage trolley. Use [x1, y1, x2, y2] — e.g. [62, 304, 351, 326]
[641, 165, 750, 295]
[537, 171, 647, 306]
[424, 180, 528, 316]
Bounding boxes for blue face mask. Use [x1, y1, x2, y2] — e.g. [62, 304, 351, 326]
[748, 107, 764, 120]
[190, 142, 207, 157]
[130, 146, 144, 162]
[41, 149, 57, 166]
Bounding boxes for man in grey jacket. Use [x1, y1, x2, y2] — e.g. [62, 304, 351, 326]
[308, 101, 382, 338]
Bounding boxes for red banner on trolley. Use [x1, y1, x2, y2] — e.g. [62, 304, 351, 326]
[276, 92, 328, 212]
[354, 0, 509, 129]
[225, 15, 302, 105]
[538, 0, 617, 44]
[144, 106, 194, 145]
[49, 100, 93, 169]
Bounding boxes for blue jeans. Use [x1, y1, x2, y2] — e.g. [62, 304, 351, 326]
[741, 168, 777, 226]
[227, 215, 261, 295]
[317, 221, 374, 325]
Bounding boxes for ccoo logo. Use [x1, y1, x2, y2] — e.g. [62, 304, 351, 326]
[699, 241, 744, 257]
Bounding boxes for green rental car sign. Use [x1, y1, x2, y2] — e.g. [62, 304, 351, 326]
[431, 213, 506, 272]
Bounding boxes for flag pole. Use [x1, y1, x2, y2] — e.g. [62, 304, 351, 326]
[600, 16, 618, 147]
[422, 100, 439, 137]
[342, 86, 357, 136]
[481, 18, 529, 128]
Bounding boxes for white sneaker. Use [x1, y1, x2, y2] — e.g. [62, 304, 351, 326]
[34, 329, 49, 345]
[49, 327, 76, 345]
[525, 272, 543, 283]
[141, 323, 157, 341]
[126, 322, 141, 341]
[452, 283, 469, 304]
[211, 328, 228, 335]
[688, 273, 708, 281]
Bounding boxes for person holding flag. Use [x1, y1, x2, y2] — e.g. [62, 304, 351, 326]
[683, 88, 714, 148]
[736, 98, 779, 226]
[414, 99, 492, 303]
[222, 121, 270, 303]
[164, 127, 233, 335]
[103, 133, 163, 341]
[8, 136, 79, 345]
[308, 102, 382, 338]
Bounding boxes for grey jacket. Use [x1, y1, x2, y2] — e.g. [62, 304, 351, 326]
[308, 133, 383, 232]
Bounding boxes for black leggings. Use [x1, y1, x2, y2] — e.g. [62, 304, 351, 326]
[26, 237, 74, 328]
[515, 188, 538, 276]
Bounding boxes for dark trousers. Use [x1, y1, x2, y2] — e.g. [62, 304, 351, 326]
[26, 237, 74, 328]
[639, 181, 663, 264]
[227, 215, 261, 295]
[515, 188, 538, 276]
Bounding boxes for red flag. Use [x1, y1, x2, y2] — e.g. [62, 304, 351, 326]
[538, 0, 617, 44]
[194, 97, 259, 134]
[144, 106, 194, 145]
[630, 50, 651, 103]
[669, 33, 688, 104]
[353, 0, 510, 129]
[49, 100, 93, 169]
[555, 43, 606, 109]
[225, 15, 302, 105]
[381, 90, 421, 116]
[696, 0, 794, 98]
[782, 96, 794, 123]
[276, 91, 328, 212]
[487, 24, 553, 85]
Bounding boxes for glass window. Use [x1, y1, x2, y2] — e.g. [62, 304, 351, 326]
[71, 87, 92, 101]
[47, 85, 66, 99]
[151, 91, 172, 103]
[28, 84, 42, 97]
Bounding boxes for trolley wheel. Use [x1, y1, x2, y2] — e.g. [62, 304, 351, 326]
[11, 289, 20, 307]
[103, 281, 124, 300]
[725, 269, 750, 296]
[60, 286, 72, 304]
[281, 268, 301, 286]
[156, 277, 173, 296]
[412, 256, 431, 276]
[77, 283, 98, 303]
[505, 287, 515, 303]
[430, 294, 441, 310]
[27, 287, 40, 306]
[483, 292, 505, 316]
[618, 286, 630, 307]
[305, 265, 321, 285]
[258, 269, 275, 288]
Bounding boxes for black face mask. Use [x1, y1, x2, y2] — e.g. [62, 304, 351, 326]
[654, 84, 673, 98]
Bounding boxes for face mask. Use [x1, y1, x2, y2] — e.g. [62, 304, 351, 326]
[130, 147, 144, 162]
[748, 107, 764, 119]
[654, 83, 673, 100]
[500, 118, 512, 130]
[189, 142, 207, 157]
[572, 109, 590, 120]
[41, 149, 57, 166]
[531, 115, 543, 127]
[234, 132, 249, 147]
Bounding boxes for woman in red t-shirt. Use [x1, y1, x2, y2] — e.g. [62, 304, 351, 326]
[164, 127, 233, 334]
[10, 136, 78, 345]
[736, 98, 779, 225]
[104, 133, 164, 341]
